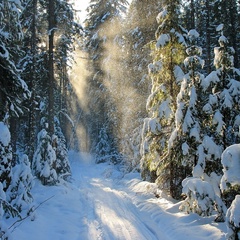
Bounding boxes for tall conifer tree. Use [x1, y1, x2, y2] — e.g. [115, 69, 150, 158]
[141, 0, 187, 198]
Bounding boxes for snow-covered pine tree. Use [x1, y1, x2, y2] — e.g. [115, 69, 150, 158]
[167, 30, 227, 218]
[201, 25, 240, 177]
[32, 118, 58, 185]
[140, 0, 187, 199]
[54, 117, 71, 179]
[7, 154, 33, 212]
[169, 29, 204, 177]
[0, 0, 31, 152]
[95, 125, 112, 163]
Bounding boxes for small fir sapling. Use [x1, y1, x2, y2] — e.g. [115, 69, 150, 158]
[95, 126, 112, 163]
[32, 118, 58, 185]
[7, 154, 33, 212]
[54, 117, 71, 179]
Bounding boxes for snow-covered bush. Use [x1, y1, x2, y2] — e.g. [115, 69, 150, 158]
[220, 144, 240, 208]
[7, 155, 33, 212]
[180, 177, 226, 219]
[226, 195, 240, 239]
[32, 128, 58, 185]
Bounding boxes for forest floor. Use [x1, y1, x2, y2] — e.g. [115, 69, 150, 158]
[9, 151, 227, 240]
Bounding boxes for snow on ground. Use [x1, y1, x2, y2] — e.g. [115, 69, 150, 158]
[8, 151, 227, 239]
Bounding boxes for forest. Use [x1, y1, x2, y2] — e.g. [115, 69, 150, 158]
[0, 0, 240, 239]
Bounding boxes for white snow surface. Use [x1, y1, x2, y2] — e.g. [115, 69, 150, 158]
[7, 151, 227, 240]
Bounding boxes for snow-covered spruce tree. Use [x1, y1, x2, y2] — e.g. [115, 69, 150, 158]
[32, 118, 58, 185]
[95, 125, 112, 163]
[140, 0, 187, 199]
[169, 29, 204, 177]
[201, 25, 240, 176]
[0, 0, 30, 154]
[220, 144, 240, 209]
[7, 154, 33, 212]
[170, 29, 226, 219]
[54, 117, 71, 179]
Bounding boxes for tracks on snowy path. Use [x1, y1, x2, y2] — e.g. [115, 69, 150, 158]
[11, 152, 226, 240]
[73, 159, 169, 240]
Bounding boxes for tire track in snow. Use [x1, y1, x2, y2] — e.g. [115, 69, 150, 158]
[75, 162, 171, 240]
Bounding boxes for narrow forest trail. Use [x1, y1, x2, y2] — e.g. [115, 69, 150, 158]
[71, 153, 170, 240]
[10, 151, 226, 240]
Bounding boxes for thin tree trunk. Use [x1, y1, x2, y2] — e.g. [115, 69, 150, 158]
[28, 0, 37, 162]
[48, 0, 55, 135]
[205, 0, 211, 74]
[190, 0, 195, 29]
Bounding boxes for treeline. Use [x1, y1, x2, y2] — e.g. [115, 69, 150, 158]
[0, 0, 82, 237]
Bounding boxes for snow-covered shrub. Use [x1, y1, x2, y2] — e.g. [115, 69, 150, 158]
[0, 122, 12, 191]
[7, 155, 33, 212]
[220, 144, 240, 208]
[226, 195, 240, 239]
[32, 128, 58, 185]
[54, 118, 71, 179]
[180, 177, 225, 219]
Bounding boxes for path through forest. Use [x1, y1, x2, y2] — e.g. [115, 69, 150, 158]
[10, 151, 226, 240]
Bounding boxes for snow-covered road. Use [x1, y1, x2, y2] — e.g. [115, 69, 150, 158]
[10, 151, 226, 239]
[74, 157, 169, 240]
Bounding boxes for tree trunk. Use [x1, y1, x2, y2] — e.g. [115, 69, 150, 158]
[48, 0, 55, 135]
[28, 0, 37, 162]
[205, 0, 211, 74]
